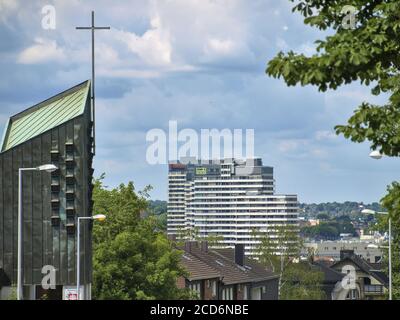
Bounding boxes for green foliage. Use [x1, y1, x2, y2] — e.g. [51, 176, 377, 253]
[255, 225, 301, 272]
[301, 215, 357, 240]
[380, 182, 400, 299]
[280, 263, 326, 300]
[91, 175, 191, 300]
[267, 0, 400, 157]
[255, 225, 325, 299]
[300, 201, 381, 217]
[6, 287, 17, 300]
[266, 0, 400, 299]
[316, 213, 330, 220]
[175, 225, 224, 247]
[154, 212, 168, 231]
[147, 200, 168, 231]
[148, 200, 168, 216]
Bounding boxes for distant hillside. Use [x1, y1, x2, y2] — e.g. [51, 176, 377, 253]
[148, 200, 168, 231]
[149, 200, 383, 217]
[299, 202, 382, 217]
[148, 200, 168, 215]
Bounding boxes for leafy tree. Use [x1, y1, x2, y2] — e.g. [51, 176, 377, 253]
[255, 225, 325, 299]
[255, 224, 300, 271]
[316, 213, 330, 220]
[175, 225, 200, 242]
[379, 183, 400, 299]
[154, 212, 168, 231]
[266, 0, 400, 298]
[335, 215, 351, 223]
[91, 176, 191, 300]
[301, 216, 357, 240]
[280, 263, 326, 300]
[148, 200, 168, 216]
[175, 225, 224, 248]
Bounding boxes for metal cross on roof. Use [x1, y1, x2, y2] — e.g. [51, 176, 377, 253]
[76, 11, 110, 155]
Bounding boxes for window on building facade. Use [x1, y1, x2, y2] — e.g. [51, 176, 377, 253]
[222, 287, 233, 300]
[346, 289, 359, 300]
[243, 285, 248, 300]
[212, 281, 217, 297]
[189, 282, 201, 298]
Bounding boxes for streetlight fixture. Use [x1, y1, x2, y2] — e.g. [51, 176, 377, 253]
[369, 150, 383, 160]
[361, 209, 392, 300]
[17, 164, 58, 300]
[76, 214, 106, 300]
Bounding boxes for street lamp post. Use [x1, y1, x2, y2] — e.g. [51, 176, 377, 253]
[17, 164, 58, 300]
[361, 208, 392, 300]
[76, 214, 106, 300]
[366, 150, 394, 299]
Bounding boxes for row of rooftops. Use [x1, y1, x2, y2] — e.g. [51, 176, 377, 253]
[177, 243, 389, 297]
[177, 241, 278, 285]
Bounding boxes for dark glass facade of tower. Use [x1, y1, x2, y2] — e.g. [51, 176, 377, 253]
[0, 81, 94, 299]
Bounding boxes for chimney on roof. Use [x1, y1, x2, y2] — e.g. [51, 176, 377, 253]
[340, 249, 354, 260]
[200, 240, 208, 253]
[234, 244, 244, 266]
[184, 241, 198, 253]
[167, 234, 177, 242]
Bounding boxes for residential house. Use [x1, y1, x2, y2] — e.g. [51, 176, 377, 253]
[312, 250, 389, 300]
[177, 241, 279, 300]
[329, 250, 389, 300]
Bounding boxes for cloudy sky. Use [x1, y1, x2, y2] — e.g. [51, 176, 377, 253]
[0, 0, 397, 203]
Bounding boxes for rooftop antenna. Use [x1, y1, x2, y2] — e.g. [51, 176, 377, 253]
[76, 11, 110, 155]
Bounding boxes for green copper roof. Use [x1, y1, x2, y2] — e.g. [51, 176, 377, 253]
[1, 80, 90, 152]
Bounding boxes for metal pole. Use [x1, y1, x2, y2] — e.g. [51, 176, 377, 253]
[17, 169, 23, 300]
[75, 12, 110, 156]
[91, 11, 96, 155]
[77, 217, 81, 300]
[388, 218, 392, 300]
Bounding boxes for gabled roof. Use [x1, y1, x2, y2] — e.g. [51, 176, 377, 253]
[331, 252, 389, 287]
[312, 261, 345, 283]
[179, 243, 278, 285]
[211, 248, 278, 285]
[180, 251, 221, 281]
[1, 80, 90, 152]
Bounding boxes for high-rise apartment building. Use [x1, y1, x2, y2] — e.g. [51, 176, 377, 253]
[167, 158, 299, 256]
